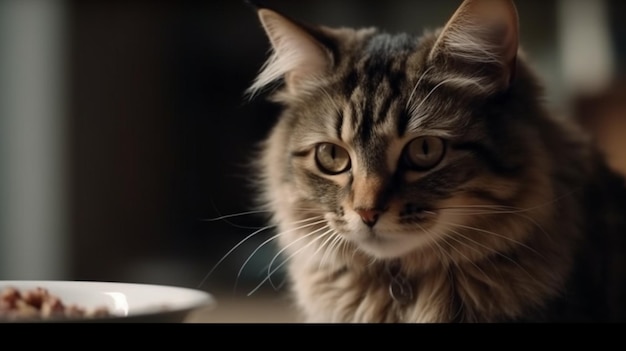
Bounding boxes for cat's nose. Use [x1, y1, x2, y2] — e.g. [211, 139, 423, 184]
[356, 209, 381, 227]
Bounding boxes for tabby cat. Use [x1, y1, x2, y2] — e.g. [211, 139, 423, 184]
[245, 0, 626, 322]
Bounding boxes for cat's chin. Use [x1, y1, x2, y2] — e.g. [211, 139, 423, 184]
[351, 230, 432, 259]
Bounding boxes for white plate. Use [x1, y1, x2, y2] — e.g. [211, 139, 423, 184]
[0, 280, 215, 323]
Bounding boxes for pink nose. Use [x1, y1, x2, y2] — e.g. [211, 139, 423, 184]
[356, 209, 381, 227]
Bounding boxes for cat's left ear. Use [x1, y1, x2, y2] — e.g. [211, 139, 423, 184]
[248, 8, 333, 96]
[428, 0, 519, 93]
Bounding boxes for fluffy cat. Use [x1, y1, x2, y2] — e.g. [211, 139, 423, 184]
[245, 0, 626, 322]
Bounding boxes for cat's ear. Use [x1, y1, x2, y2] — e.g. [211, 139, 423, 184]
[248, 8, 333, 97]
[428, 0, 519, 93]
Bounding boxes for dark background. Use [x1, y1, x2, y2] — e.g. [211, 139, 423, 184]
[68, 0, 287, 293]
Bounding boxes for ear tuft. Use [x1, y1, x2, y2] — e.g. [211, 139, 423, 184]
[247, 9, 332, 97]
[428, 0, 519, 92]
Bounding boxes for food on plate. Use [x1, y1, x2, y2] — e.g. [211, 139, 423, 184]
[0, 286, 111, 321]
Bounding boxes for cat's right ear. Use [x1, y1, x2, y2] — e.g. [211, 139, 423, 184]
[427, 0, 520, 94]
[247, 8, 333, 97]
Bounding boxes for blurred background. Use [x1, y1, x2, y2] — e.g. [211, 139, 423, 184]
[0, 0, 624, 321]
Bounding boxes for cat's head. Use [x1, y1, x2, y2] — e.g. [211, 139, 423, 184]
[249, 0, 554, 265]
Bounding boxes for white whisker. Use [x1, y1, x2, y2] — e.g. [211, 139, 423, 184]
[247, 229, 329, 296]
[201, 210, 273, 222]
[198, 216, 324, 289]
[331, 232, 348, 274]
[438, 204, 553, 244]
[405, 66, 433, 109]
[419, 225, 453, 268]
[267, 226, 332, 289]
[318, 85, 344, 120]
[407, 77, 468, 132]
[446, 227, 539, 284]
[198, 224, 274, 289]
[312, 229, 340, 271]
[445, 221, 544, 259]
[236, 218, 328, 291]
[438, 234, 492, 284]
[318, 231, 344, 272]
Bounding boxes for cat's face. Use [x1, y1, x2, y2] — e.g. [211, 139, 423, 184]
[252, 0, 553, 263]
[283, 61, 475, 259]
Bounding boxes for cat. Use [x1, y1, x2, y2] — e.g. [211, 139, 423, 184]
[244, 0, 626, 322]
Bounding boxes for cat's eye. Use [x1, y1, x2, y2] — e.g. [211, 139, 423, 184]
[315, 143, 351, 175]
[404, 136, 446, 170]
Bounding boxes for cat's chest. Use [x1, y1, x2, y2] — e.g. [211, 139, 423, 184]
[294, 262, 446, 323]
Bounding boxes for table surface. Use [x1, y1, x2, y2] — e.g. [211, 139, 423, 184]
[184, 291, 300, 323]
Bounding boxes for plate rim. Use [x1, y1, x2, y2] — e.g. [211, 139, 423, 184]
[0, 280, 216, 322]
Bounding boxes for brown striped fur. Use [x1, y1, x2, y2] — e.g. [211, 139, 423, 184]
[246, 0, 626, 322]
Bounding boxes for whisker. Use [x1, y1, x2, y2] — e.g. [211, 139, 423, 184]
[248, 229, 329, 296]
[266, 225, 331, 277]
[202, 207, 325, 222]
[426, 229, 472, 303]
[407, 77, 462, 130]
[201, 209, 273, 222]
[437, 205, 553, 244]
[446, 227, 539, 284]
[235, 218, 328, 292]
[318, 85, 344, 119]
[201, 211, 270, 231]
[312, 230, 347, 283]
[406, 66, 433, 109]
[445, 221, 544, 259]
[331, 232, 349, 276]
[414, 222, 474, 287]
[197, 216, 324, 289]
[234, 230, 285, 293]
[312, 229, 340, 271]
[437, 189, 581, 215]
[438, 234, 493, 285]
[204, 199, 273, 230]
[446, 227, 506, 278]
[264, 225, 333, 290]
[409, 224, 471, 323]
[197, 224, 274, 289]
[419, 225, 454, 269]
[436, 205, 525, 212]
[318, 231, 344, 272]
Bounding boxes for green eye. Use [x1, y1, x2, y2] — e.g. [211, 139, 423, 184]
[404, 136, 446, 170]
[315, 143, 351, 175]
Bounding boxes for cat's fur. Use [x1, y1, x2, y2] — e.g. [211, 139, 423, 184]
[246, 0, 626, 322]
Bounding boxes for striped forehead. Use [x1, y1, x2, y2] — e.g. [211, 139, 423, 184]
[339, 81, 409, 173]
[337, 34, 417, 158]
[328, 32, 471, 172]
[341, 86, 400, 142]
